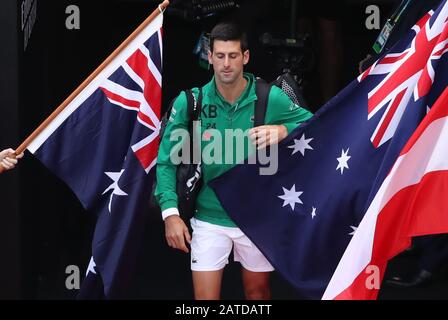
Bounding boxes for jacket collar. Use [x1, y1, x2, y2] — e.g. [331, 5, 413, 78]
[204, 73, 258, 108]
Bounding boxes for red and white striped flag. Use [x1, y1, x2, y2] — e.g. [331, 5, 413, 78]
[325, 86, 448, 299]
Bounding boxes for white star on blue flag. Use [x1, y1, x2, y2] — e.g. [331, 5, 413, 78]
[102, 169, 128, 213]
[278, 184, 303, 210]
[288, 133, 314, 156]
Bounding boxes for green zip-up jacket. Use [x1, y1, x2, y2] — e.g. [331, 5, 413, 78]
[155, 73, 312, 227]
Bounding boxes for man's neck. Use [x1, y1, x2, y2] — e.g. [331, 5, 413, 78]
[216, 75, 248, 105]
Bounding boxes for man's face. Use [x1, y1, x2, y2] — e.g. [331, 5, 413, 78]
[208, 40, 249, 85]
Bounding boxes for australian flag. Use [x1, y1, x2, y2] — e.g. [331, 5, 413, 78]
[211, 1, 448, 299]
[26, 12, 163, 298]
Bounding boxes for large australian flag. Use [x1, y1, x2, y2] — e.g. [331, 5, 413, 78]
[211, 1, 448, 300]
[26, 12, 164, 298]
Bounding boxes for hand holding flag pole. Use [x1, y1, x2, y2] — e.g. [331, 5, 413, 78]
[0, 0, 169, 175]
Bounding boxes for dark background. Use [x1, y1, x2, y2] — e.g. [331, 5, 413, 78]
[3, 0, 446, 300]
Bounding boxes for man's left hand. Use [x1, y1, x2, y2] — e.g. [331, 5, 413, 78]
[249, 125, 288, 149]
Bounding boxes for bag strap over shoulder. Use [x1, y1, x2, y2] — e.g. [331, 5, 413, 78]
[185, 87, 203, 164]
[185, 87, 203, 123]
[254, 78, 271, 127]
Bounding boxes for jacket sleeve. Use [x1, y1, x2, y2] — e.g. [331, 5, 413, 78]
[155, 92, 190, 212]
[264, 86, 313, 134]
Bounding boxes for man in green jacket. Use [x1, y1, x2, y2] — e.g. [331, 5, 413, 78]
[155, 22, 312, 300]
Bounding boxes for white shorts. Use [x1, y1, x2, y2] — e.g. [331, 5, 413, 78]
[190, 218, 274, 272]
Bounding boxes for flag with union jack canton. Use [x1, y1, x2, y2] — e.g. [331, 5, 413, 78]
[26, 12, 163, 299]
[211, 1, 448, 299]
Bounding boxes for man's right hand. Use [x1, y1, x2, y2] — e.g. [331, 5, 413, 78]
[164, 215, 192, 253]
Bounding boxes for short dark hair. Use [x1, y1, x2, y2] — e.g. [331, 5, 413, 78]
[209, 22, 248, 52]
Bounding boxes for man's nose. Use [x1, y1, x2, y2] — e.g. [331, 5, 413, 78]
[224, 56, 230, 67]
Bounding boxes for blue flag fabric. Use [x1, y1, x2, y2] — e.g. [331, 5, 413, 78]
[210, 1, 448, 299]
[27, 13, 164, 298]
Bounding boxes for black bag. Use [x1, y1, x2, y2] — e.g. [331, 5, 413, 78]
[255, 72, 309, 126]
[149, 88, 203, 222]
[175, 88, 203, 221]
[272, 72, 309, 111]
